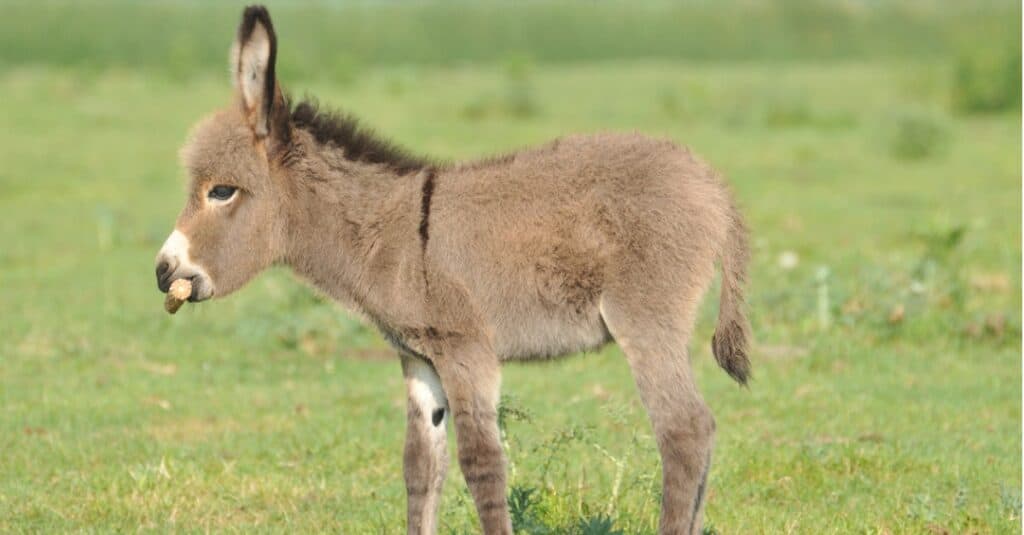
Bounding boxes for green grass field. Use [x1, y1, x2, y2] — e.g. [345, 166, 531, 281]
[1, 2, 1021, 533]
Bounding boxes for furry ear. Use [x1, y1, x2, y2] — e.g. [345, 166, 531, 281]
[231, 5, 278, 138]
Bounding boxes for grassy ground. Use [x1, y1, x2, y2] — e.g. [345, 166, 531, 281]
[2, 1, 1017, 72]
[0, 2, 1021, 534]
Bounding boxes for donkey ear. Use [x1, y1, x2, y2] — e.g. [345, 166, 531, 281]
[231, 6, 278, 138]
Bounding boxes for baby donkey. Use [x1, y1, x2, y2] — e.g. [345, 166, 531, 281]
[155, 6, 751, 534]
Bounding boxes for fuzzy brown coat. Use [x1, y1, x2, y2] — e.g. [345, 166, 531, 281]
[155, 6, 751, 534]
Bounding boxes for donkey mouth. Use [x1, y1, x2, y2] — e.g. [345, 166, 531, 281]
[181, 276, 213, 302]
[182, 278, 207, 302]
[156, 270, 212, 303]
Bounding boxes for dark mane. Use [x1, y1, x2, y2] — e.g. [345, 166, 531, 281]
[288, 99, 436, 175]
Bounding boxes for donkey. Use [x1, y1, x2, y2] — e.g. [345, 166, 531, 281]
[154, 6, 750, 534]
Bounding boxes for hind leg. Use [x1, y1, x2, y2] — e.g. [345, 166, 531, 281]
[601, 291, 716, 535]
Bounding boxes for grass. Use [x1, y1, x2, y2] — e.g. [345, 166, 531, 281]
[0, 1, 1019, 74]
[0, 2, 1021, 534]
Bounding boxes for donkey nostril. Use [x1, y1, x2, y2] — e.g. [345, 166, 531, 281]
[156, 261, 173, 292]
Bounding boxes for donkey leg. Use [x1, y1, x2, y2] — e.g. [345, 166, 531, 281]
[401, 354, 450, 535]
[433, 344, 512, 534]
[601, 298, 715, 535]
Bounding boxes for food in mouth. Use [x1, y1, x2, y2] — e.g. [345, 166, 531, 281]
[164, 279, 192, 314]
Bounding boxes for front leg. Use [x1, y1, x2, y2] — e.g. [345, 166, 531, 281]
[433, 342, 512, 534]
[401, 354, 449, 535]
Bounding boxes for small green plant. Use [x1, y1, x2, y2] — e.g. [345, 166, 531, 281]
[507, 484, 631, 534]
[951, 37, 1021, 114]
[575, 514, 624, 535]
[498, 394, 534, 432]
[701, 524, 721, 535]
[884, 109, 950, 160]
[509, 485, 550, 534]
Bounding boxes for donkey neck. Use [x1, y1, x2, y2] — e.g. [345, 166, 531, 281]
[281, 142, 430, 326]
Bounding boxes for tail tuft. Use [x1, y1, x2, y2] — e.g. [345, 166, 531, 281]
[712, 320, 750, 385]
[711, 205, 751, 385]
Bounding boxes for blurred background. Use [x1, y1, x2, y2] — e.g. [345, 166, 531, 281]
[1, 1, 1020, 533]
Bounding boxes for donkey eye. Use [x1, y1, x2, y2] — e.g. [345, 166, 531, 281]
[208, 185, 237, 202]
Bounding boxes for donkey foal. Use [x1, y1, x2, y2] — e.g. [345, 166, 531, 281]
[154, 6, 751, 534]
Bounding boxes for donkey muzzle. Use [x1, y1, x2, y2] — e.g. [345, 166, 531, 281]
[155, 230, 215, 301]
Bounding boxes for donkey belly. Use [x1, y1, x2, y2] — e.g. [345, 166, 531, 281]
[490, 303, 612, 361]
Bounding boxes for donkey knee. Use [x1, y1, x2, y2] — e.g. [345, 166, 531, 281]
[690, 403, 716, 455]
[656, 401, 715, 457]
[694, 403, 716, 439]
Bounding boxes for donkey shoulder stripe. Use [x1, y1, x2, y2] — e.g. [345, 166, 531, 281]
[419, 168, 437, 247]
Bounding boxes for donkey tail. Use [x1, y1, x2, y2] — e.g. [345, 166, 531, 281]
[711, 203, 752, 385]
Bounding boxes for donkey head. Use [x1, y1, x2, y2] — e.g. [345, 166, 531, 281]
[155, 6, 289, 302]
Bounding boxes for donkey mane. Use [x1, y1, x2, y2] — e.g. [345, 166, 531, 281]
[288, 98, 437, 175]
